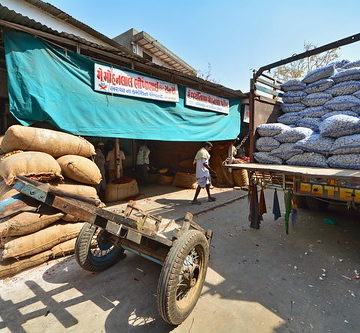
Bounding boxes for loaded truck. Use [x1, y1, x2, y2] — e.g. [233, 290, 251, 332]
[227, 33, 360, 229]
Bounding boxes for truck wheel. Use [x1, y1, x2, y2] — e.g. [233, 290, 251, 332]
[75, 223, 125, 272]
[157, 230, 209, 325]
[305, 197, 329, 211]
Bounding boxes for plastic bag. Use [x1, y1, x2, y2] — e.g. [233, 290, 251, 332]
[282, 91, 307, 103]
[330, 134, 360, 154]
[270, 143, 303, 160]
[343, 60, 360, 69]
[321, 110, 358, 121]
[277, 112, 303, 125]
[254, 152, 282, 164]
[331, 68, 360, 83]
[319, 115, 360, 138]
[302, 64, 336, 84]
[280, 79, 306, 92]
[257, 123, 290, 137]
[287, 153, 328, 168]
[304, 78, 334, 94]
[301, 106, 328, 118]
[325, 81, 360, 96]
[274, 127, 313, 143]
[324, 95, 360, 111]
[295, 117, 321, 132]
[294, 134, 334, 154]
[301, 92, 332, 107]
[328, 154, 360, 169]
[256, 137, 280, 152]
[281, 103, 306, 113]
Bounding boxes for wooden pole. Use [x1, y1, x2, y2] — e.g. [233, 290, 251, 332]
[115, 138, 121, 179]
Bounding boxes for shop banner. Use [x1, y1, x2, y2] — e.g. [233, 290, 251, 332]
[185, 88, 229, 114]
[94, 63, 179, 102]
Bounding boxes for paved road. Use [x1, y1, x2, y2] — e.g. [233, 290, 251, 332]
[1, 191, 359, 332]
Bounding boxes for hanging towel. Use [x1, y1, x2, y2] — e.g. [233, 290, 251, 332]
[272, 189, 281, 221]
[249, 183, 261, 229]
[284, 190, 293, 234]
[259, 188, 267, 217]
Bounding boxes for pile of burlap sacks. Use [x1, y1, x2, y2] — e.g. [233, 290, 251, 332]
[255, 60, 360, 169]
[0, 125, 102, 278]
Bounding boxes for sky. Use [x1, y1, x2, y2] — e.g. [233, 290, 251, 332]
[46, 0, 360, 93]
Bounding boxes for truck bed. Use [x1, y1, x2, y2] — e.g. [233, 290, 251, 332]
[227, 163, 360, 182]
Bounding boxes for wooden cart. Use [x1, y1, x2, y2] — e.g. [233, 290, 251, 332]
[0, 176, 212, 325]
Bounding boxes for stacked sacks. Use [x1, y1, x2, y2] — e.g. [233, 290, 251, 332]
[255, 59, 360, 169]
[0, 125, 100, 278]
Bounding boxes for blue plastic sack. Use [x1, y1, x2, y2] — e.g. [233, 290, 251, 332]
[324, 95, 360, 111]
[294, 134, 334, 154]
[281, 103, 306, 113]
[282, 91, 307, 103]
[277, 112, 303, 125]
[270, 143, 303, 160]
[328, 154, 360, 169]
[254, 152, 282, 164]
[287, 153, 328, 168]
[274, 127, 313, 143]
[295, 117, 321, 132]
[321, 110, 358, 120]
[302, 64, 336, 84]
[343, 60, 360, 69]
[256, 137, 280, 152]
[330, 134, 360, 154]
[280, 79, 306, 92]
[331, 68, 360, 83]
[256, 123, 290, 137]
[301, 92, 332, 107]
[304, 78, 334, 94]
[325, 81, 360, 96]
[301, 106, 328, 118]
[319, 115, 360, 138]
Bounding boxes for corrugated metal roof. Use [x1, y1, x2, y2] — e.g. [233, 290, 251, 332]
[23, 0, 132, 53]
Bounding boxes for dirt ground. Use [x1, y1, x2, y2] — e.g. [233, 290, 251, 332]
[0, 188, 359, 333]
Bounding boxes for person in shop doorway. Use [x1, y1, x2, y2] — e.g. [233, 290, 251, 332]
[136, 141, 150, 186]
[106, 142, 126, 182]
[191, 142, 217, 205]
[94, 142, 106, 200]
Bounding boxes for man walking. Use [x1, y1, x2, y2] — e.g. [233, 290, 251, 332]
[191, 142, 217, 204]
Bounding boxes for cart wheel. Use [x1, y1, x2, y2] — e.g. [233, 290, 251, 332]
[157, 230, 209, 325]
[75, 223, 125, 272]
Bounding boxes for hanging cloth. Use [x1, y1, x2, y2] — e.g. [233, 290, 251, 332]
[291, 197, 299, 226]
[272, 189, 281, 221]
[284, 190, 293, 234]
[259, 188, 267, 217]
[249, 183, 261, 229]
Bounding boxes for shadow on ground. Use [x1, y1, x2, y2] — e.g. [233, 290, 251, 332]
[1, 193, 359, 332]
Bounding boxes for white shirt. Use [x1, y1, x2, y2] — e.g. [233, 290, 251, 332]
[136, 145, 150, 165]
[106, 149, 125, 170]
[196, 157, 210, 179]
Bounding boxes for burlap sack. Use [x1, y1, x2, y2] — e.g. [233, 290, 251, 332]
[57, 155, 102, 185]
[232, 169, 249, 187]
[0, 151, 63, 185]
[1, 125, 95, 157]
[0, 210, 64, 237]
[172, 172, 197, 189]
[0, 250, 52, 279]
[0, 236, 16, 249]
[62, 214, 82, 222]
[0, 136, 4, 154]
[51, 238, 76, 257]
[2, 222, 84, 259]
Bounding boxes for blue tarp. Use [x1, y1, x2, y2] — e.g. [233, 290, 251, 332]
[4, 30, 241, 141]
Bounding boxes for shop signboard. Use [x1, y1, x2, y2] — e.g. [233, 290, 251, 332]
[185, 88, 229, 114]
[94, 63, 179, 102]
